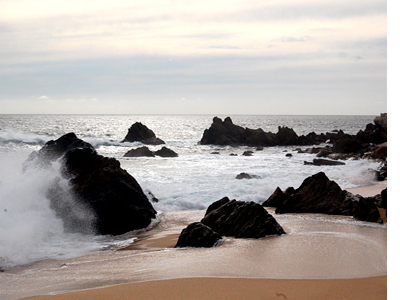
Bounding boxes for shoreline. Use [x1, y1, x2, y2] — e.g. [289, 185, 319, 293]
[21, 276, 387, 300]
[346, 180, 387, 197]
[14, 181, 387, 300]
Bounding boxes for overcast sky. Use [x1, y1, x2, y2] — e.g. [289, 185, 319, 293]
[0, 0, 388, 115]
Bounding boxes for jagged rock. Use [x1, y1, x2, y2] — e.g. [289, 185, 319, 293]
[274, 172, 352, 215]
[265, 172, 383, 223]
[199, 114, 387, 163]
[27, 133, 157, 236]
[154, 147, 178, 157]
[175, 222, 222, 248]
[235, 172, 261, 179]
[201, 198, 285, 238]
[122, 122, 165, 145]
[262, 187, 287, 207]
[304, 159, 346, 166]
[124, 146, 155, 157]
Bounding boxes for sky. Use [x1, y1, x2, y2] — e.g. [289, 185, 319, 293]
[0, 0, 388, 115]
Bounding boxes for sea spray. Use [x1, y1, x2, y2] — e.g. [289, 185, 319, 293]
[0, 153, 101, 267]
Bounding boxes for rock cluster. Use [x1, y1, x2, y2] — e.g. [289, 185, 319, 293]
[26, 133, 157, 235]
[175, 197, 285, 248]
[124, 146, 178, 158]
[200, 114, 387, 158]
[262, 171, 385, 223]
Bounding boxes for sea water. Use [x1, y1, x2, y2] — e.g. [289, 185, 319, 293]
[0, 114, 384, 269]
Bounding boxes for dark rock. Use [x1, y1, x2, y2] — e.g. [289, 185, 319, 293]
[332, 137, 362, 154]
[235, 172, 261, 179]
[242, 151, 254, 156]
[304, 159, 346, 166]
[201, 198, 285, 238]
[352, 194, 382, 223]
[275, 126, 299, 145]
[205, 196, 230, 215]
[28, 133, 157, 236]
[270, 172, 383, 223]
[124, 146, 155, 157]
[262, 187, 288, 207]
[380, 188, 387, 210]
[154, 147, 178, 157]
[199, 114, 387, 164]
[285, 153, 293, 157]
[175, 222, 222, 248]
[275, 172, 353, 215]
[122, 122, 165, 145]
[124, 146, 178, 158]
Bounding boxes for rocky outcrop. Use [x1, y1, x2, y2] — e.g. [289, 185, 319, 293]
[122, 122, 165, 145]
[304, 159, 346, 166]
[124, 146, 155, 157]
[262, 172, 383, 223]
[124, 146, 178, 158]
[199, 114, 387, 170]
[27, 133, 157, 235]
[175, 222, 222, 248]
[201, 198, 285, 238]
[199, 117, 304, 147]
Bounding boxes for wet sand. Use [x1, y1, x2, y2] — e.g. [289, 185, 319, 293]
[10, 182, 387, 300]
[22, 276, 387, 300]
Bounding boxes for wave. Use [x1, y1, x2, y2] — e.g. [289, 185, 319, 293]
[0, 152, 105, 267]
[0, 129, 51, 146]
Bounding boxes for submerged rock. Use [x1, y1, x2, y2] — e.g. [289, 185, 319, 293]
[235, 172, 261, 179]
[122, 122, 165, 145]
[27, 133, 157, 235]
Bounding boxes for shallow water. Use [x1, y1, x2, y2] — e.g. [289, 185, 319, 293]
[0, 210, 386, 300]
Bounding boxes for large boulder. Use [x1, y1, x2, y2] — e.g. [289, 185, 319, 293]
[122, 122, 165, 145]
[27, 133, 157, 235]
[201, 198, 285, 238]
[264, 172, 383, 223]
[175, 222, 222, 248]
[273, 172, 353, 215]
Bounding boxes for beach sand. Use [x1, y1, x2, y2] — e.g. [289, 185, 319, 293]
[22, 276, 387, 300]
[17, 181, 387, 300]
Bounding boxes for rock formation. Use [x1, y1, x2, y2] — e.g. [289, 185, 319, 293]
[122, 122, 165, 145]
[263, 172, 383, 223]
[201, 198, 285, 238]
[26, 133, 157, 235]
[124, 146, 178, 158]
[175, 222, 222, 248]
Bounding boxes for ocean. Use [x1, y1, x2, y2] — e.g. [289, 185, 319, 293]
[0, 114, 387, 298]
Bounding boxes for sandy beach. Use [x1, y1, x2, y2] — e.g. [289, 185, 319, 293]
[12, 181, 387, 300]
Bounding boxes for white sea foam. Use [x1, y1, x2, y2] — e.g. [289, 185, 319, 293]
[0, 153, 105, 267]
[0, 114, 383, 267]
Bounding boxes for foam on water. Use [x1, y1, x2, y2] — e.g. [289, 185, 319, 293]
[0, 114, 384, 268]
[0, 153, 107, 267]
[121, 150, 381, 212]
